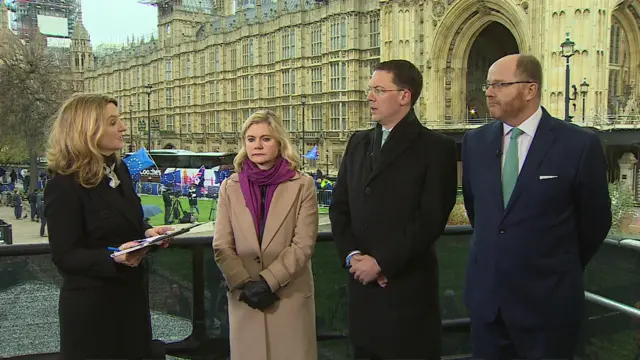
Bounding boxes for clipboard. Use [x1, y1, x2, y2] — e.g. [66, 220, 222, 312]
[110, 223, 204, 258]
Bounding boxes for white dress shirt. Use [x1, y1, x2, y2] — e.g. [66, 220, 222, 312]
[502, 107, 543, 173]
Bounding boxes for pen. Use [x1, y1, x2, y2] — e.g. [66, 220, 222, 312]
[107, 247, 120, 252]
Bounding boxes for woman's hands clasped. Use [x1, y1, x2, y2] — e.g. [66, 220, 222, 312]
[238, 276, 280, 311]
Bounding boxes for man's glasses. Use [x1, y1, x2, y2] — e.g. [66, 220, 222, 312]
[482, 81, 536, 92]
[364, 87, 406, 97]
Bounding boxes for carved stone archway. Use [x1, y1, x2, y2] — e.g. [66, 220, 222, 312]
[611, 3, 640, 111]
[429, 0, 530, 122]
[466, 22, 520, 120]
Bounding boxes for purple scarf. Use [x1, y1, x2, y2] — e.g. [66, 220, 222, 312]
[239, 157, 296, 237]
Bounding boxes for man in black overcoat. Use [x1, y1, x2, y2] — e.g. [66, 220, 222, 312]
[330, 60, 458, 359]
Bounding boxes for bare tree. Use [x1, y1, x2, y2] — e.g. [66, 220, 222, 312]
[0, 30, 74, 192]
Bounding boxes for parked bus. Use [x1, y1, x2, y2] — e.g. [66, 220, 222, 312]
[144, 149, 236, 169]
[123, 149, 236, 195]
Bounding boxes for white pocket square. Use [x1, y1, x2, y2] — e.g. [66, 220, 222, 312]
[539, 175, 558, 180]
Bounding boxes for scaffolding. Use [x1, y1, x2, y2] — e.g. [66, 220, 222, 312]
[6, 0, 79, 39]
[138, 0, 215, 15]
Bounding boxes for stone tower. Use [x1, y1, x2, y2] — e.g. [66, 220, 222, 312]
[0, 1, 9, 32]
[70, 2, 92, 91]
[157, 0, 215, 51]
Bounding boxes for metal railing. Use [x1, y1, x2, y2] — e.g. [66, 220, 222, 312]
[317, 189, 332, 207]
[584, 292, 640, 319]
[0, 228, 474, 359]
[2, 227, 640, 359]
[603, 237, 640, 252]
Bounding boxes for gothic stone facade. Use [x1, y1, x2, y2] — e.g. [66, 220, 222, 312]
[73, 0, 640, 175]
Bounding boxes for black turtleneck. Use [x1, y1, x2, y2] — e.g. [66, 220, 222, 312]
[103, 153, 117, 167]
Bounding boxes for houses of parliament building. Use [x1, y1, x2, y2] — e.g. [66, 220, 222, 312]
[66, 0, 639, 175]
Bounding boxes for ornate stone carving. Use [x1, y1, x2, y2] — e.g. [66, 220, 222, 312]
[443, 11, 477, 120]
[623, 93, 638, 116]
[478, 2, 491, 16]
[433, 0, 445, 19]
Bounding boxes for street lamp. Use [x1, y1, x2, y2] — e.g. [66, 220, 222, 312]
[145, 84, 152, 149]
[325, 149, 329, 176]
[300, 94, 307, 169]
[561, 32, 577, 122]
[138, 118, 146, 141]
[580, 78, 589, 122]
[129, 101, 133, 152]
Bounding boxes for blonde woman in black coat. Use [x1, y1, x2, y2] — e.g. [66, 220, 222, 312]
[45, 93, 172, 360]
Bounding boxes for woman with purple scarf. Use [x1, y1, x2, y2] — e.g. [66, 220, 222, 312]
[213, 110, 319, 360]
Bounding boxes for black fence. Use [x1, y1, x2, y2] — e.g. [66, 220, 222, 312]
[0, 219, 12, 245]
[1, 227, 640, 359]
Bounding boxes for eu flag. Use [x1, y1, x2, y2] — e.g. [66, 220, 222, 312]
[161, 170, 181, 185]
[123, 147, 156, 176]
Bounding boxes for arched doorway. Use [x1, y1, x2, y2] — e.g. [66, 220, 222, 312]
[466, 22, 519, 121]
[607, 17, 632, 116]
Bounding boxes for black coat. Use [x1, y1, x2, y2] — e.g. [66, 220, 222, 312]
[330, 109, 458, 359]
[44, 161, 156, 360]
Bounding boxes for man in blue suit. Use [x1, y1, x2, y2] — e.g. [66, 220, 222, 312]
[462, 54, 612, 359]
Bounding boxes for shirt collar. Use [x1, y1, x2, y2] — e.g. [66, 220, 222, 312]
[503, 106, 542, 137]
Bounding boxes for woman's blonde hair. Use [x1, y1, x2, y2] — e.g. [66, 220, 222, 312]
[46, 93, 119, 188]
[233, 109, 301, 172]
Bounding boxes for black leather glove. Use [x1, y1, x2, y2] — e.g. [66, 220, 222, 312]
[239, 276, 280, 311]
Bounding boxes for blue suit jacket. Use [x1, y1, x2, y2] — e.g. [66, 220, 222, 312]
[461, 107, 612, 328]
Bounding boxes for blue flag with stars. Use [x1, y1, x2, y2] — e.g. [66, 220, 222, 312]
[123, 147, 155, 176]
[161, 170, 181, 185]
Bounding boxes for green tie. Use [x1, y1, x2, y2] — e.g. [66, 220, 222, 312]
[502, 127, 523, 208]
[381, 129, 391, 148]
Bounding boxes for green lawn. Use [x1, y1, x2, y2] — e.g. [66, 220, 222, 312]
[141, 194, 327, 227]
[140, 195, 217, 226]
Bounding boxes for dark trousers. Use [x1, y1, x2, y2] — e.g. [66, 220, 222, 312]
[353, 346, 384, 360]
[353, 346, 433, 360]
[30, 203, 37, 220]
[14, 204, 22, 219]
[40, 217, 47, 236]
[164, 205, 172, 224]
[471, 310, 579, 360]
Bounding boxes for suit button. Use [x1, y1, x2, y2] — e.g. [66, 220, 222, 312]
[254, 256, 261, 263]
[499, 229, 505, 234]
[364, 187, 371, 195]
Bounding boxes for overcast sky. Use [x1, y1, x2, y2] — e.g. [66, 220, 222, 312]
[81, 0, 158, 46]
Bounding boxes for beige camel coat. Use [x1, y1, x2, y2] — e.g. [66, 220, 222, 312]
[213, 172, 318, 360]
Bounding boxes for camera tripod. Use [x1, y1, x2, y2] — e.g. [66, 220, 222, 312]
[169, 197, 185, 223]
